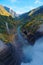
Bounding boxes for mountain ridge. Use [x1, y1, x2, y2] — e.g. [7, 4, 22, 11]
[21, 5, 43, 45]
[4, 6, 19, 18]
[0, 5, 17, 43]
[0, 5, 11, 16]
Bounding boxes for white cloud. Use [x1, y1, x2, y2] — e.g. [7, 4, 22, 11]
[9, 0, 16, 3]
[34, 0, 43, 4]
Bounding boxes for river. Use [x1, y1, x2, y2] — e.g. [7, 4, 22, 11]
[13, 27, 34, 63]
[15, 27, 43, 65]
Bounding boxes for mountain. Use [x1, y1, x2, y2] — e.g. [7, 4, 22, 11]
[29, 6, 43, 16]
[17, 12, 31, 25]
[4, 6, 19, 18]
[0, 5, 43, 44]
[21, 5, 43, 45]
[0, 5, 17, 43]
[0, 5, 11, 16]
[18, 6, 43, 25]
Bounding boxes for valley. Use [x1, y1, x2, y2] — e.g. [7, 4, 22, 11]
[0, 4, 43, 65]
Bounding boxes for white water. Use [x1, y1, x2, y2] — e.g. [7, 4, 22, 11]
[21, 37, 43, 65]
[6, 22, 10, 34]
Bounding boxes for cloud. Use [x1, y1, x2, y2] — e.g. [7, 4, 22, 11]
[9, 0, 16, 3]
[34, 0, 43, 4]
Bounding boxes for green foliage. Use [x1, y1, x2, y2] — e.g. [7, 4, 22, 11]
[21, 14, 43, 34]
[0, 5, 17, 43]
[0, 15, 15, 33]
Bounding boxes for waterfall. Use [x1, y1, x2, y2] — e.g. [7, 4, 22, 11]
[5, 22, 10, 34]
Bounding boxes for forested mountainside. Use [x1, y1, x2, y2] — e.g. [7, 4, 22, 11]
[21, 6, 43, 45]
[0, 5, 43, 44]
[0, 5, 17, 43]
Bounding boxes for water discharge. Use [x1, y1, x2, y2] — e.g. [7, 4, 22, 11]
[5, 22, 10, 34]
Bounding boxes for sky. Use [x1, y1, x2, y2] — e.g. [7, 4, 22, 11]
[0, 0, 43, 14]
